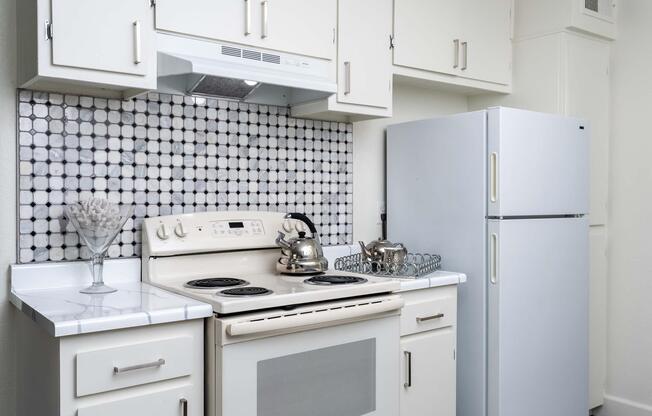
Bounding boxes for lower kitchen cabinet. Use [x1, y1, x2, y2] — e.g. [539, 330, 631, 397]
[399, 285, 458, 416]
[16, 313, 204, 416]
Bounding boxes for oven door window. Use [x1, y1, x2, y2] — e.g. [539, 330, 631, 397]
[257, 339, 376, 416]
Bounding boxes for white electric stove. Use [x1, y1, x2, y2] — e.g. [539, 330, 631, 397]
[142, 211, 403, 416]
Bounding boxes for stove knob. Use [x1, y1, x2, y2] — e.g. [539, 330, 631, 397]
[282, 219, 293, 233]
[156, 224, 170, 240]
[174, 222, 188, 238]
[295, 221, 306, 233]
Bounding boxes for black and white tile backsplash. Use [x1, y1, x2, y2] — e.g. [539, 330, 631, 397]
[17, 90, 353, 263]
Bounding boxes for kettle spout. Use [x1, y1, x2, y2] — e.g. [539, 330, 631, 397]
[276, 232, 291, 249]
[358, 241, 372, 258]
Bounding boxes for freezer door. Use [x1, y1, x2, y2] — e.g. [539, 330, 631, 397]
[487, 217, 589, 416]
[488, 107, 589, 217]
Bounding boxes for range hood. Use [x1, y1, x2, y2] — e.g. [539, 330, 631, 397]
[156, 33, 337, 106]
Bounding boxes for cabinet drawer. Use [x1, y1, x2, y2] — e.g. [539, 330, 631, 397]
[77, 386, 193, 416]
[76, 337, 193, 397]
[401, 295, 456, 336]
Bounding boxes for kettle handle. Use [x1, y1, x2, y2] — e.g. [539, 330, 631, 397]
[286, 213, 319, 239]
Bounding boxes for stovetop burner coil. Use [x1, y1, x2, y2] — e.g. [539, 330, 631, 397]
[304, 275, 368, 285]
[219, 287, 273, 297]
[185, 278, 248, 288]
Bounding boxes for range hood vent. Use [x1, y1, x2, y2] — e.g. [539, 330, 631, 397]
[156, 33, 336, 106]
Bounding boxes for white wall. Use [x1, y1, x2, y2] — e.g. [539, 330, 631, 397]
[601, 0, 652, 414]
[0, 0, 17, 415]
[352, 82, 468, 241]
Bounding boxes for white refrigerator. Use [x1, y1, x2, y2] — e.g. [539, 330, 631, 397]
[386, 107, 589, 416]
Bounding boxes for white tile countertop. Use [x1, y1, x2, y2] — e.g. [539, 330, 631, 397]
[322, 245, 467, 292]
[10, 258, 213, 337]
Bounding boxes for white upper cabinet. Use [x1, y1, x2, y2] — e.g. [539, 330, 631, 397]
[156, 0, 336, 60]
[18, 0, 157, 96]
[462, 0, 512, 85]
[257, 0, 335, 59]
[336, 0, 392, 108]
[393, 0, 513, 90]
[51, 0, 152, 76]
[393, 0, 462, 76]
[291, 0, 392, 121]
[515, 0, 617, 40]
[155, 0, 251, 47]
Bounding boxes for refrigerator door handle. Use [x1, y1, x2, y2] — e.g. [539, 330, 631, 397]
[490, 233, 498, 284]
[490, 152, 499, 203]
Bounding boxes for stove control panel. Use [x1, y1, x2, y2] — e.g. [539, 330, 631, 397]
[210, 220, 264, 237]
[142, 211, 290, 257]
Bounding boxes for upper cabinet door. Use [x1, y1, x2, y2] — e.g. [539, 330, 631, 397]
[461, 0, 512, 85]
[155, 0, 251, 46]
[258, 0, 336, 59]
[337, 0, 392, 108]
[51, 0, 153, 76]
[393, 0, 462, 76]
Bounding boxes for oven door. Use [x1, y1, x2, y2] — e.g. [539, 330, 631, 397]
[214, 296, 401, 416]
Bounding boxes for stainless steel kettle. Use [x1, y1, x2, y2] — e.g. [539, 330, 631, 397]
[359, 238, 408, 265]
[276, 213, 328, 275]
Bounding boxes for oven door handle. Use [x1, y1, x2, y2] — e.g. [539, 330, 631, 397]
[227, 296, 404, 336]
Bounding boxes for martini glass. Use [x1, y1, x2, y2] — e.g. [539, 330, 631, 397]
[65, 200, 134, 294]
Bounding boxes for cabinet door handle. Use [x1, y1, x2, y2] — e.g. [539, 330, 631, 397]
[416, 313, 444, 322]
[403, 351, 412, 388]
[244, 0, 251, 35]
[133, 21, 142, 64]
[261, 0, 269, 38]
[490, 233, 498, 284]
[113, 358, 165, 374]
[490, 152, 498, 202]
[180, 398, 188, 416]
[453, 39, 460, 69]
[344, 61, 351, 95]
[461, 41, 468, 70]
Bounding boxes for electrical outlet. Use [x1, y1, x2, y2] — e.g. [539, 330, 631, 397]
[377, 201, 386, 225]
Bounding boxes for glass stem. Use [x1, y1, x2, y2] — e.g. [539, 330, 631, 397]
[91, 252, 105, 286]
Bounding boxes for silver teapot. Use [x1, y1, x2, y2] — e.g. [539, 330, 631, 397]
[359, 238, 408, 266]
[276, 213, 328, 275]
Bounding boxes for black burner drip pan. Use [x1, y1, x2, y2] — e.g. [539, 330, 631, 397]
[304, 275, 368, 285]
[185, 278, 248, 289]
[219, 287, 273, 297]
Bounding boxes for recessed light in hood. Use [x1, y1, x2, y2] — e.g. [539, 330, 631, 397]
[156, 33, 336, 106]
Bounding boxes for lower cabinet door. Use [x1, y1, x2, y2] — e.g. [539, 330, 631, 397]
[76, 386, 194, 416]
[400, 328, 456, 416]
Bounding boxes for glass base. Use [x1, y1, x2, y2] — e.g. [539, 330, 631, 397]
[80, 283, 117, 294]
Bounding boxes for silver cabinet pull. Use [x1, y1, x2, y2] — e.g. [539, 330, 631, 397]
[180, 398, 188, 416]
[113, 358, 165, 374]
[453, 39, 460, 68]
[344, 61, 351, 95]
[416, 313, 444, 323]
[461, 41, 468, 70]
[490, 233, 498, 284]
[261, 0, 269, 38]
[133, 21, 142, 64]
[244, 0, 251, 35]
[490, 152, 498, 202]
[403, 351, 412, 388]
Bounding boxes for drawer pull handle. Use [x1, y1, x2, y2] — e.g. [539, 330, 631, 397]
[113, 358, 166, 374]
[180, 398, 188, 416]
[416, 313, 444, 323]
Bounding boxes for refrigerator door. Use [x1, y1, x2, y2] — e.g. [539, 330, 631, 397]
[487, 217, 588, 416]
[487, 107, 590, 217]
[387, 110, 487, 416]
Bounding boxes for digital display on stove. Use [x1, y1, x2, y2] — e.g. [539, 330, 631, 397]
[228, 221, 245, 229]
